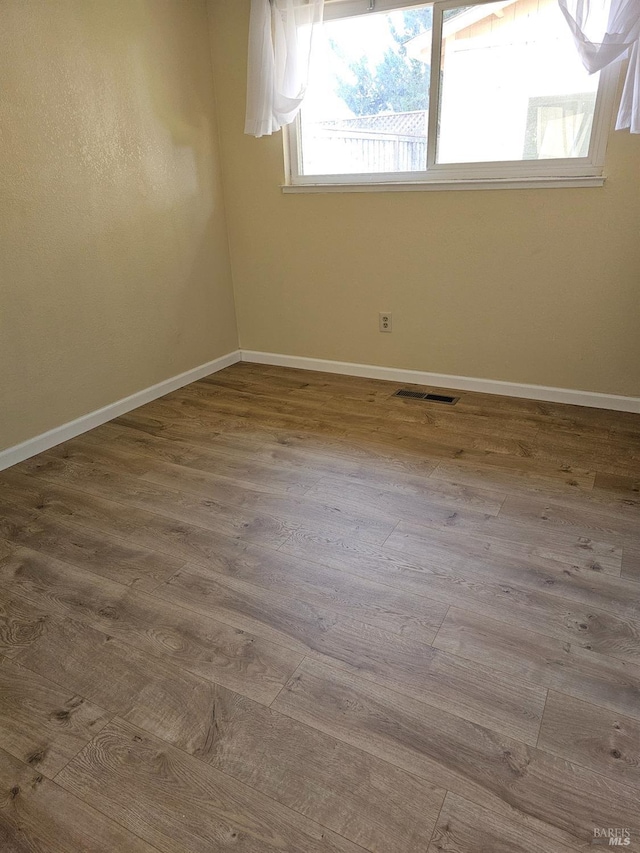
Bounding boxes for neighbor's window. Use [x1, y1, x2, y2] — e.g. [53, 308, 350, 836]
[285, 0, 617, 188]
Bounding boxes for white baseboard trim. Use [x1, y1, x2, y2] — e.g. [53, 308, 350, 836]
[2, 346, 637, 472]
[0, 350, 242, 472]
[241, 350, 640, 414]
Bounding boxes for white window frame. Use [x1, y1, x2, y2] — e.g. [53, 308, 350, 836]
[283, 0, 619, 193]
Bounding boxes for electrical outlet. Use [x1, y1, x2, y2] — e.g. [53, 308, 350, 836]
[379, 312, 392, 333]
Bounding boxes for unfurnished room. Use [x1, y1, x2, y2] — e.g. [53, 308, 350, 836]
[1, 0, 639, 851]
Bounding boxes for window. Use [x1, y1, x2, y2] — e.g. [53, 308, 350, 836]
[284, 0, 618, 190]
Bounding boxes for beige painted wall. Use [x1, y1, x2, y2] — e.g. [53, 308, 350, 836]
[0, 0, 238, 451]
[208, 0, 640, 397]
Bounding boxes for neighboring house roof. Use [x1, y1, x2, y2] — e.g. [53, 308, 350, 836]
[442, 0, 518, 37]
[405, 0, 519, 62]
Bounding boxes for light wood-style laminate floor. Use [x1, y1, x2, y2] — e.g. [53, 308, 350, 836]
[1, 362, 639, 852]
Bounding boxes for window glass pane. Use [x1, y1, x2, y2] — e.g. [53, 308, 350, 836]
[299, 5, 433, 176]
[436, 0, 600, 164]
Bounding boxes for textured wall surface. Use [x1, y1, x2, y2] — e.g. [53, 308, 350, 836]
[208, 0, 640, 397]
[0, 0, 238, 450]
[2, 0, 638, 456]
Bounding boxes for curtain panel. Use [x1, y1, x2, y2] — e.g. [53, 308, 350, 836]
[245, 0, 324, 138]
[559, 0, 640, 132]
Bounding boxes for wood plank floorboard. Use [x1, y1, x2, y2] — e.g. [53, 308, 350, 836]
[0, 746, 156, 853]
[155, 537, 449, 645]
[391, 514, 623, 576]
[623, 543, 640, 582]
[538, 690, 640, 789]
[8, 458, 305, 548]
[431, 456, 598, 497]
[101, 417, 442, 486]
[0, 500, 185, 592]
[500, 491, 640, 542]
[0, 363, 639, 852]
[273, 658, 640, 851]
[281, 525, 627, 609]
[18, 451, 399, 547]
[281, 529, 640, 665]
[0, 656, 110, 779]
[117, 681, 446, 853]
[381, 501, 623, 574]
[0, 586, 50, 661]
[433, 607, 640, 719]
[384, 522, 638, 618]
[55, 718, 376, 853]
[163, 564, 546, 743]
[427, 792, 581, 853]
[0, 542, 303, 705]
[37, 431, 325, 497]
[169, 379, 544, 444]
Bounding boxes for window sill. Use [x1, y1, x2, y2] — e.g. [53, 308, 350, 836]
[281, 175, 606, 193]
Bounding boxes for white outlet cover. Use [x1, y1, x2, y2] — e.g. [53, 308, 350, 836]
[379, 313, 392, 332]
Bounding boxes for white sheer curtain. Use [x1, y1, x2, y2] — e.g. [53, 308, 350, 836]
[559, 0, 640, 132]
[245, 0, 324, 138]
